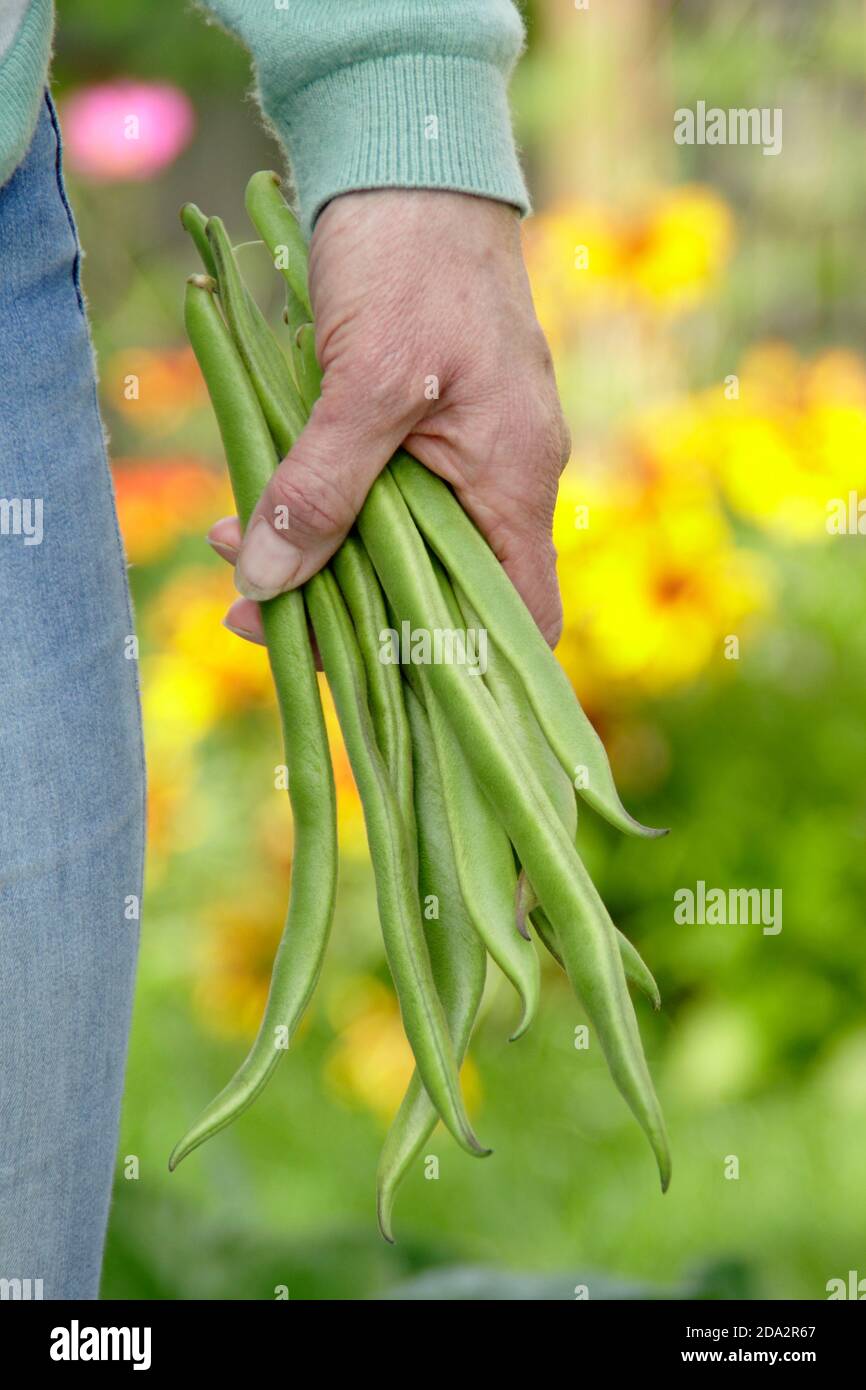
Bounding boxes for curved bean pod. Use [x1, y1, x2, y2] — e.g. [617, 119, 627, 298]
[180, 202, 218, 279]
[293, 322, 322, 416]
[462, 590, 661, 1013]
[358, 470, 670, 1189]
[244, 170, 313, 319]
[205, 216, 307, 448]
[169, 281, 337, 1169]
[421, 675, 539, 1040]
[330, 534, 416, 856]
[419, 567, 539, 1037]
[183, 203, 301, 394]
[533, 907, 660, 1012]
[457, 587, 577, 944]
[460, 586, 580, 841]
[390, 452, 666, 840]
[377, 684, 487, 1243]
[213, 258, 483, 1156]
[305, 567, 488, 1157]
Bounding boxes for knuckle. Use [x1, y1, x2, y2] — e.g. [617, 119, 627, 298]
[559, 415, 572, 470]
[543, 601, 564, 650]
[324, 333, 426, 422]
[267, 463, 352, 542]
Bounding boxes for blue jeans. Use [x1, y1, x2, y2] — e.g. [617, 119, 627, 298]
[0, 96, 145, 1300]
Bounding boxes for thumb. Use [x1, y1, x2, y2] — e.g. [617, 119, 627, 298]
[234, 393, 405, 601]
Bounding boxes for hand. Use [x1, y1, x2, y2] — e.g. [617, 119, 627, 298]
[208, 189, 570, 646]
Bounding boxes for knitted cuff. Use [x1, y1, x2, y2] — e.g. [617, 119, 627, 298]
[263, 52, 530, 236]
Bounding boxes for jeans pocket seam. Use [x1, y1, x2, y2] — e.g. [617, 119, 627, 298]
[44, 91, 86, 317]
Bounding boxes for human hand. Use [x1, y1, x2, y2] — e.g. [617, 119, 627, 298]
[208, 188, 570, 647]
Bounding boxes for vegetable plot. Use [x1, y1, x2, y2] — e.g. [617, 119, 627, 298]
[169, 173, 671, 1239]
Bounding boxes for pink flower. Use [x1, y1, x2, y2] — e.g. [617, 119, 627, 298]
[61, 81, 195, 181]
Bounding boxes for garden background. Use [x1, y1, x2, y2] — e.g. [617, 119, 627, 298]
[53, 0, 866, 1299]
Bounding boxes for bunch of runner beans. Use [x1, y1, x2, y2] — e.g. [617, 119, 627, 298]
[169, 172, 670, 1239]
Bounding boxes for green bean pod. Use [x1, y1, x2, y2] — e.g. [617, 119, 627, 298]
[514, 870, 538, 941]
[465, 600, 579, 840]
[304, 567, 487, 1157]
[205, 216, 307, 448]
[293, 322, 322, 415]
[533, 908, 660, 1012]
[358, 470, 670, 1189]
[377, 684, 488, 1242]
[419, 566, 539, 1037]
[169, 280, 337, 1169]
[245, 170, 313, 319]
[201, 238, 483, 1157]
[460, 589, 662, 1013]
[421, 677, 539, 1040]
[390, 452, 667, 841]
[183, 202, 300, 392]
[330, 534, 415, 855]
[526, 852, 660, 1008]
[180, 202, 218, 279]
[457, 586, 577, 943]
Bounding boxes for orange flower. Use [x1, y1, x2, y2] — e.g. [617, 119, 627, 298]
[112, 455, 230, 564]
[106, 346, 207, 434]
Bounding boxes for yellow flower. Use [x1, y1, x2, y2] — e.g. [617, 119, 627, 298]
[523, 185, 734, 347]
[319, 678, 368, 859]
[553, 450, 771, 700]
[324, 977, 415, 1123]
[687, 345, 866, 541]
[629, 186, 734, 309]
[324, 975, 481, 1126]
[143, 567, 273, 739]
[194, 895, 292, 1041]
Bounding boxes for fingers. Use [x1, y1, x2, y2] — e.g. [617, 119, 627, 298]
[207, 515, 242, 559]
[408, 397, 567, 648]
[469, 398, 568, 648]
[207, 520, 265, 646]
[491, 532, 563, 649]
[232, 389, 408, 602]
[223, 597, 266, 646]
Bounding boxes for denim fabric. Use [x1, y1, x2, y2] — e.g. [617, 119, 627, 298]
[0, 94, 145, 1300]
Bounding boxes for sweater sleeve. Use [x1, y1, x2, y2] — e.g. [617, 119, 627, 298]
[201, 0, 530, 235]
[0, 0, 54, 189]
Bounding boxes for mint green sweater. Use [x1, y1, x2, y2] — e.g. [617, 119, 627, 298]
[0, 0, 529, 233]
